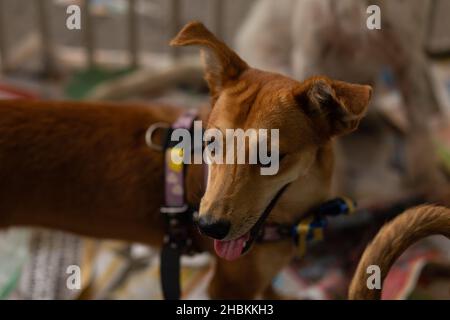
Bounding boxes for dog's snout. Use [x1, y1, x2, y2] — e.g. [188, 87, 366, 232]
[196, 215, 230, 240]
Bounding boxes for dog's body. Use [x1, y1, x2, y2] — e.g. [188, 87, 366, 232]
[0, 92, 332, 299]
[0, 22, 372, 299]
[0, 100, 176, 245]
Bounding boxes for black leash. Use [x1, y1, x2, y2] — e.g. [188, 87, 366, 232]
[160, 244, 181, 300]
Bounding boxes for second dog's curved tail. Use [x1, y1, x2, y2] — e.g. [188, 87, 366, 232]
[348, 205, 450, 299]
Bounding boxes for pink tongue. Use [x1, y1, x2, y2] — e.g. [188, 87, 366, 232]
[214, 233, 249, 261]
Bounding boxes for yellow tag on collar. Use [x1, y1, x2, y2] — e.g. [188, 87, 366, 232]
[341, 196, 356, 215]
[296, 216, 313, 257]
[167, 147, 184, 172]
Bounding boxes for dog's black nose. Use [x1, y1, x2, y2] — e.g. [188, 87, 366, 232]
[196, 215, 230, 240]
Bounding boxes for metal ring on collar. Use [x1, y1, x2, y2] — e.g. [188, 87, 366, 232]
[145, 122, 170, 151]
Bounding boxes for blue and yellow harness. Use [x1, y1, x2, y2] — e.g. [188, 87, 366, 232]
[258, 197, 356, 257]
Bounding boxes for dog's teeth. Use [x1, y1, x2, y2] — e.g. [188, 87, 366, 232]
[243, 241, 246, 248]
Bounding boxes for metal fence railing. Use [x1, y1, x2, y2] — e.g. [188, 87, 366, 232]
[0, 0, 225, 74]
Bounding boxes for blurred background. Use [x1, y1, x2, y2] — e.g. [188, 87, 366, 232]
[0, 0, 449, 299]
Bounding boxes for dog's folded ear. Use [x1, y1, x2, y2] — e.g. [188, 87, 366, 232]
[295, 77, 372, 137]
[170, 21, 248, 99]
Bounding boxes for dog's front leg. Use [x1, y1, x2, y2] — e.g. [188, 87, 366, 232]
[208, 241, 294, 299]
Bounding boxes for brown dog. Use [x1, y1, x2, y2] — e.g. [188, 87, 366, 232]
[349, 205, 450, 299]
[0, 22, 371, 299]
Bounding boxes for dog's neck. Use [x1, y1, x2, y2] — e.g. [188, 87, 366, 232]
[268, 143, 335, 224]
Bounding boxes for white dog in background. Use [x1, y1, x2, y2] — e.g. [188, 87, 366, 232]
[235, 0, 445, 202]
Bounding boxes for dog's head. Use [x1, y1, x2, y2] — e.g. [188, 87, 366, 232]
[171, 22, 371, 260]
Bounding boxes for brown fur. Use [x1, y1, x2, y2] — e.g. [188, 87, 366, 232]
[0, 22, 372, 299]
[0, 100, 180, 245]
[349, 205, 450, 299]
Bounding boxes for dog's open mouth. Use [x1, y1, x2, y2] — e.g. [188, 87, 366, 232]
[212, 184, 289, 261]
[213, 217, 264, 260]
[213, 232, 250, 261]
[213, 219, 261, 261]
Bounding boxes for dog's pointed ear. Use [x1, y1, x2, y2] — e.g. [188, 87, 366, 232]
[295, 77, 372, 137]
[170, 21, 248, 98]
